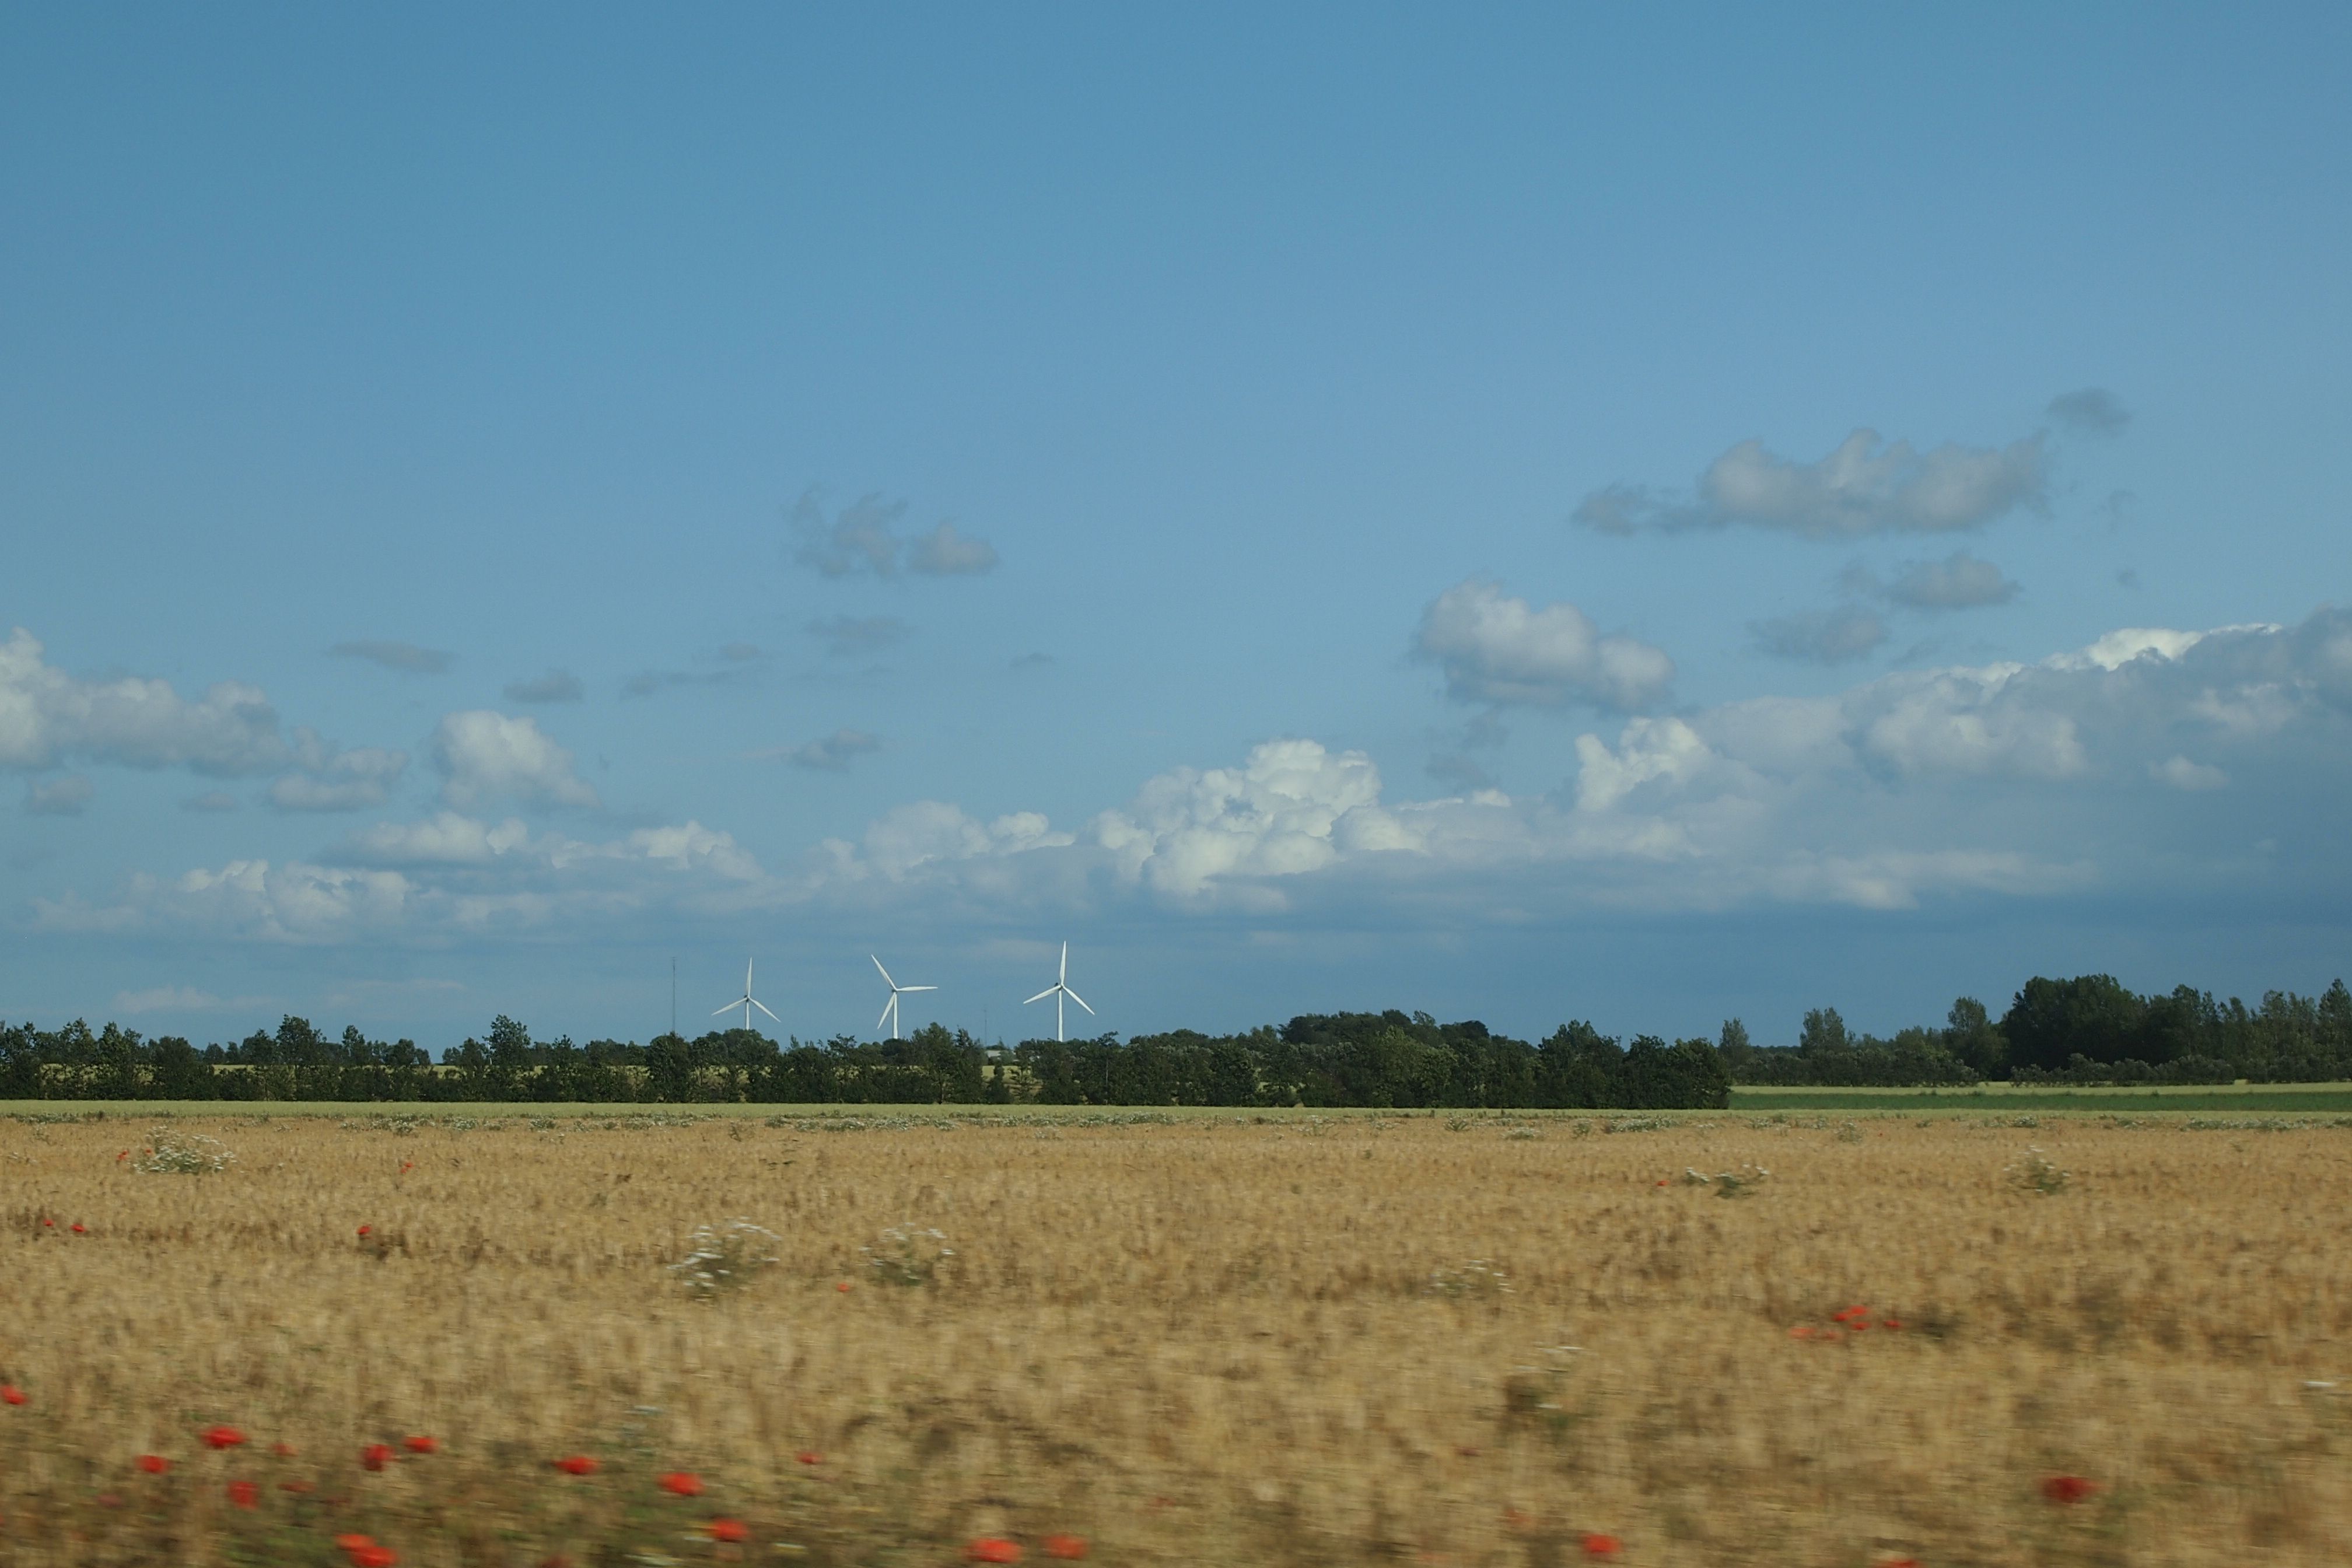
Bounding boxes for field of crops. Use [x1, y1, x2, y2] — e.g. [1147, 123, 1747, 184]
[4, 1109, 2349, 1567]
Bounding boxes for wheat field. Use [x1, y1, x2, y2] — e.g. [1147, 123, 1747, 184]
[2, 1108, 2347, 1567]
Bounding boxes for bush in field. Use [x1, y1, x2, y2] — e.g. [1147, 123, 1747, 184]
[668, 1219, 780, 1300]
[133, 1126, 234, 1174]
[863, 1223, 954, 1286]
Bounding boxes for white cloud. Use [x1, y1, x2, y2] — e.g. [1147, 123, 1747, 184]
[111, 985, 264, 1015]
[1091, 738, 1416, 905]
[24, 774, 94, 816]
[1573, 719, 1710, 811]
[39, 859, 412, 943]
[0, 627, 285, 775]
[1414, 579, 1674, 710]
[1577, 428, 2048, 538]
[430, 712, 598, 810]
[348, 811, 532, 865]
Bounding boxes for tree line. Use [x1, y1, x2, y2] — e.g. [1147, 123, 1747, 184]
[1717, 975, 2352, 1087]
[0, 1010, 1731, 1108]
[5, 972, 2344, 1103]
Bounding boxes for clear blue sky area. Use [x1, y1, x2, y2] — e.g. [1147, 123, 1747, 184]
[5, 5, 2348, 1048]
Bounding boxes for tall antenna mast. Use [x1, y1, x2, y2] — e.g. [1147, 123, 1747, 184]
[670, 957, 677, 1038]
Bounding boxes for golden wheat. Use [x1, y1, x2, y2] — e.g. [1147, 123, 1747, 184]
[1, 1110, 2347, 1566]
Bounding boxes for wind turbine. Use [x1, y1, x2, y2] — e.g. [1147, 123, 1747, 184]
[713, 958, 780, 1034]
[871, 954, 937, 1041]
[1023, 941, 1094, 1042]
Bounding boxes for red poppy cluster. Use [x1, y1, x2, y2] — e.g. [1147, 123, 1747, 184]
[202, 1424, 247, 1450]
[1581, 1535, 1622, 1559]
[136, 1454, 170, 1475]
[708, 1518, 748, 1543]
[226, 1479, 260, 1509]
[2042, 1474, 2100, 1504]
[337, 1533, 399, 1567]
[659, 1471, 704, 1497]
[968, 1539, 1023, 1564]
[363, 1444, 395, 1471]
[1042, 1536, 1089, 1560]
[1788, 1304, 1904, 1341]
[1, 1385, 23, 1406]
[553, 1454, 600, 1476]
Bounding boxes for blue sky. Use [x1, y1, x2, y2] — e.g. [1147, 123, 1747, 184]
[5, 5, 2350, 1049]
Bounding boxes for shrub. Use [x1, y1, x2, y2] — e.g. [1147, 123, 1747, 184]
[668, 1219, 781, 1300]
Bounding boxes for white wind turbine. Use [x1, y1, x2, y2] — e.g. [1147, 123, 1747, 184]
[1023, 941, 1094, 1042]
[871, 954, 937, 1040]
[713, 958, 780, 1033]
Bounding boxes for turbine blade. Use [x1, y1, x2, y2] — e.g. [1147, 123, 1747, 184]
[1059, 941, 1068, 983]
[1066, 989, 1095, 1015]
[752, 998, 780, 1023]
[1023, 987, 1056, 1005]
[712, 999, 741, 1016]
[878, 997, 895, 1031]
[902, 985, 937, 993]
[871, 954, 894, 987]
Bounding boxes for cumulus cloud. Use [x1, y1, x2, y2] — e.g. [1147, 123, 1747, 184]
[1864, 551, 2021, 611]
[808, 616, 909, 656]
[503, 670, 583, 704]
[780, 728, 883, 772]
[789, 489, 1001, 580]
[1577, 428, 2048, 539]
[1414, 579, 1675, 710]
[24, 775, 94, 816]
[908, 521, 1000, 576]
[1749, 606, 1888, 664]
[330, 640, 452, 674]
[2046, 387, 2132, 436]
[268, 729, 409, 812]
[113, 985, 251, 1014]
[0, 627, 285, 775]
[38, 859, 412, 943]
[429, 712, 598, 810]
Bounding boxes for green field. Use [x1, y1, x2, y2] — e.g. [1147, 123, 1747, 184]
[6, 1083, 2352, 1118]
[1730, 1082, 2352, 1113]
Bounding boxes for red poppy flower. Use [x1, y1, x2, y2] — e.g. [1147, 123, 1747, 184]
[968, 1539, 1023, 1564]
[352, 1548, 399, 1568]
[835, 1281, 852, 1293]
[553, 1455, 599, 1476]
[1043, 1535, 1089, 1560]
[2042, 1475, 2099, 1504]
[402, 1436, 437, 1454]
[1849, 1320, 1870, 1332]
[41, 1218, 53, 1227]
[71, 1223, 87, 1234]
[1, 1385, 23, 1406]
[202, 1424, 246, 1449]
[794, 1450, 822, 1466]
[1653, 1178, 1668, 1186]
[136, 1455, 170, 1475]
[659, 1471, 704, 1497]
[1881, 1318, 1903, 1331]
[362, 1444, 394, 1471]
[1788, 1326, 1814, 1340]
[357, 1226, 372, 1237]
[1580, 1535, 1622, 1558]
[335, 1534, 376, 1553]
[118, 1150, 130, 1161]
[226, 1479, 260, 1508]
[708, 1518, 749, 1543]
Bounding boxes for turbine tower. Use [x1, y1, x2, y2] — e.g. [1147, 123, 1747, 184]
[713, 958, 779, 1034]
[871, 954, 937, 1041]
[1023, 941, 1094, 1042]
